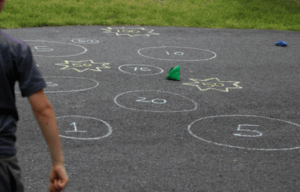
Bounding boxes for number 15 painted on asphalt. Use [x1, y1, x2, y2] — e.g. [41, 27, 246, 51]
[130, 67, 151, 72]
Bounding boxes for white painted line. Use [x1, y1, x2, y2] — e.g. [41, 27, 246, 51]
[188, 115, 300, 151]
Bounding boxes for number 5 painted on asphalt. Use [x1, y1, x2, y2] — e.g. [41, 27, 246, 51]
[35, 46, 54, 52]
[233, 124, 262, 137]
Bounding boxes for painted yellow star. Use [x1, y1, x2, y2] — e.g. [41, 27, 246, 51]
[101, 27, 159, 37]
[183, 78, 242, 92]
[55, 60, 110, 72]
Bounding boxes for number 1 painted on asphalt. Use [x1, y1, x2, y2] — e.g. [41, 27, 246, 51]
[66, 122, 87, 132]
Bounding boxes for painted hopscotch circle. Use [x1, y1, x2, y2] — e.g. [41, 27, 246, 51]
[24, 40, 87, 57]
[71, 38, 100, 44]
[57, 115, 112, 140]
[118, 64, 164, 76]
[15, 76, 99, 94]
[138, 46, 217, 61]
[43, 76, 99, 93]
[114, 90, 197, 112]
[188, 115, 300, 151]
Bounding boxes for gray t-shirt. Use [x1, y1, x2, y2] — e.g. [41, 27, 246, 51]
[0, 30, 46, 156]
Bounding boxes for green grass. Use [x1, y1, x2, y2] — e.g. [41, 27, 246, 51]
[0, 0, 300, 31]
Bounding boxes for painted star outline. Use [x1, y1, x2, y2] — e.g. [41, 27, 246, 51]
[55, 60, 110, 72]
[183, 78, 242, 92]
[101, 27, 159, 37]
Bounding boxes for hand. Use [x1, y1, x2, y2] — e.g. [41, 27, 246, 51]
[49, 164, 69, 192]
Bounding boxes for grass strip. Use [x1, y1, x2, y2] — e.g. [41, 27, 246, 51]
[0, 0, 299, 31]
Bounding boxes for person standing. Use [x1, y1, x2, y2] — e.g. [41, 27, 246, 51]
[0, 0, 69, 191]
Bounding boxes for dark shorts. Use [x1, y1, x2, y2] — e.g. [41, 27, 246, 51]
[0, 155, 24, 192]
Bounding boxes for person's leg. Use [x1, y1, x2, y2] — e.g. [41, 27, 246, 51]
[0, 156, 24, 192]
[7, 156, 24, 192]
[0, 0, 6, 12]
[0, 156, 12, 191]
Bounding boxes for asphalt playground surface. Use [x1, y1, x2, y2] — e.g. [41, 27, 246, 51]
[3, 25, 300, 191]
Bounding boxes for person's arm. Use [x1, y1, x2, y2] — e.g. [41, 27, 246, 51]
[28, 89, 68, 191]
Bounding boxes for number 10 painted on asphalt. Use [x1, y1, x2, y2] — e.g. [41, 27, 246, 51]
[131, 67, 151, 72]
[166, 51, 184, 55]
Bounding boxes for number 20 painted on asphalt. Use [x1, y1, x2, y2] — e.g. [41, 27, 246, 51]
[233, 124, 262, 137]
[136, 97, 167, 104]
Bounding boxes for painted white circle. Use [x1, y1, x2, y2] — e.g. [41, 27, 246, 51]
[24, 40, 87, 57]
[44, 76, 99, 93]
[114, 90, 197, 112]
[71, 38, 99, 44]
[138, 46, 217, 61]
[57, 115, 112, 140]
[118, 64, 164, 76]
[15, 76, 99, 94]
[188, 115, 300, 151]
